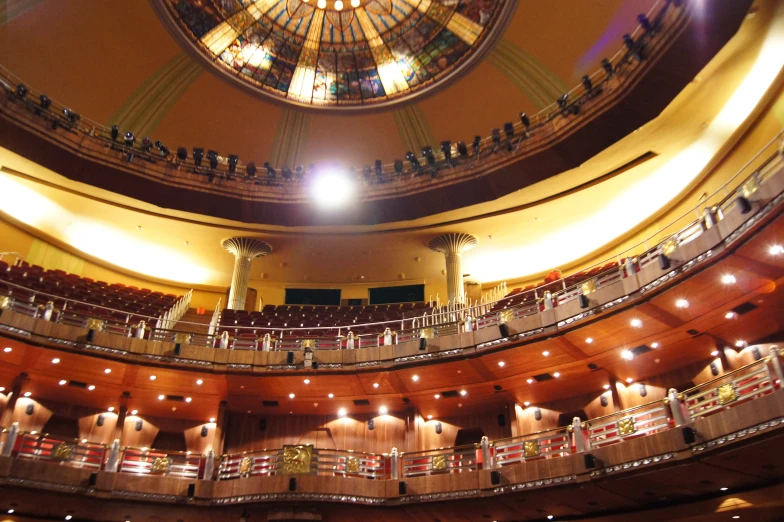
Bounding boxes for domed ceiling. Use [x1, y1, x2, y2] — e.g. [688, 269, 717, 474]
[160, 0, 513, 108]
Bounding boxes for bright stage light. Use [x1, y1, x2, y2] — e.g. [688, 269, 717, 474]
[312, 170, 354, 208]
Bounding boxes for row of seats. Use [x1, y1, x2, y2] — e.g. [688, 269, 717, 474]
[0, 260, 182, 323]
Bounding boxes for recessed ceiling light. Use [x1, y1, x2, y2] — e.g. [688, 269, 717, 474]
[59, 379, 67, 385]
[158, 394, 164, 400]
[621, 350, 634, 361]
[542, 351, 550, 357]
[328, 393, 334, 398]
[304, 379, 310, 384]
[527, 378, 534, 384]
[427, 414, 433, 420]
[196, 379, 203, 385]
[722, 274, 737, 284]
[769, 244, 783, 255]
[66, 516, 73, 521]
[720, 487, 728, 491]
[130, 409, 138, 415]
[23, 391, 31, 397]
[0, 387, 5, 392]
[603, 384, 610, 390]
[711, 350, 720, 356]
[651, 342, 659, 348]
[7, 509, 14, 514]
[547, 517, 554, 521]
[3, 347, 11, 353]
[732, 516, 740, 519]
[289, 393, 295, 399]
[434, 394, 441, 399]
[675, 298, 689, 309]
[498, 361, 505, 367]
[626, 378, 634, 384]
[411, 375, 419, 382]
[725, 311, 736, 319]
[553, 372, 560, 378]
[104, 368, 111, 374]
[209, 417, 215, 423]
[379, 406, 388, 415]
[338, 408, 347, 418]
[149, 375, 156, 381]
[52, 358, 60, 364]
[185, 397, 192, 403]
[735, 340, 746, 347]
[373, 383, 379, 388]
[107, 407, 115, 412]
[630, 318, 643, 328]
[585, 337, 593, 344]
[460, 390, 467, 396]
[87, 385, 95, 391]
[523, 401, 530, 407]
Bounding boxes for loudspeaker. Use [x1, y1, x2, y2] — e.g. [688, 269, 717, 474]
[736, 196, 752, 214]
[286, 351, 294, 365]
[97, 414, 105, 427]
[25, 403, 34, 415]
[288, 478, 297, 491]
[579, 294, 590, 309]
[490, 471, 502, 485]
[499, 323, 510, 338]
[659, 253, 671, 270]
[174, 343, 182, 355]
[398, 481, 407, 495]
[368, 418, 375, 431]
[682, 427, 696, 444]
[710, 361, 719, 376]
[419, 337, 427, 351]
[259, 418, 267, 431]
[584, 454, 596, 469]
[752, 347, 762, 361]
[600, 395, 609, 407]
[135, 419, 143, 431]
[89, 472, 98, 486]
[87, 329, 96, 342]
[312, 361, 319, 370]
[638, 383, 647, 397]
[534, 408, 542, 421]
[435, 422, 442, 434]
[187, 483, 195, 497]
[497, 414, 506, 427]
[201, 426, 209, 437]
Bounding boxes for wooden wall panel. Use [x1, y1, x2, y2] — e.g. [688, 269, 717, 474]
[121, 415, 159, 448]
[416, 409, 512, 451]
[617, 359, 720, 409]
[11, 398, 52, 433]
[224, 412, 408, 455]
[78, 412, 119, 444]
[513, 391, 612, 435]
[185, 423, 216, 455]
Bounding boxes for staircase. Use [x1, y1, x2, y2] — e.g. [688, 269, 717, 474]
[173, 308, 214, 335]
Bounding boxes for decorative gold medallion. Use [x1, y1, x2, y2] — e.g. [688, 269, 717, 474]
[618, 417, 636, 436]
[346, 456, 360, 473]
[0, 296, 9, 309]
[717, 383, 738, 405]
[301, 339, 316, 349]
[420, 327, 434, 339]
[523, 440, 540, 458]
[86, 317, 105, 331]
[282, 445, 313, 474]
[499, 309, 514, 323]
[239, 456, 252, 474]
[581, 278, 596, 296]
[151, 456, 170, 473]
[661, 238, 678, 256]
[174, 332, 191, 345]
[52, 443, 72, 460]
[432, 454, 446, 470]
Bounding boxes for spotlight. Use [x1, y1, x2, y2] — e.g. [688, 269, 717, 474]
[375, 160, 383, 177]
[123, 131, 135, 148]
[394, 159, 404, 174]
[456, 141, 468, 157]
[582, 75, 593, 92]
[362, 164, 371, 180]
[491, 128, 501, 151]
[295, 165, 304, 180]
[422, 146, 435, 166]
[140, 137, 153, 152]
[155, 140, 170, 157]
[15, 83, 27, 98]
[192, 147, 204, 167]
[558, 93, 569, 111]
[602, 58, 614, 78]
[176, 147, 187, 161]
[440, 141, 452, 164]
[110, 125, 120, 142]
[472, 135, 482, 155]
[39, 94, 51, 110]
[264, 162, 276, 179]
[62, 108, 80, 124]
[406, 151, 420, 170]
[519, 112, 530, 134]
[503, 122, 514, 140]
[624, 34, 642, 61]
[246, 161, 257, 178]
[227, 155, 239, 174]
[637, 13, 653, 32]
[207, 150, 219, 169]
[281, 166, 292, 180]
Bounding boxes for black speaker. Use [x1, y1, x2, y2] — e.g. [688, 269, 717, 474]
[659, 253, 671, 270]
[638, 383, 647, 397]
[87, 329, 96, 342]
[682, 427, 696, 444]
[534, 408, 542, 421]
[201, 426, 209, 437]
[25, 403, 34, 415]
[187, 483, 195, 497]
[600, 395, 609, 407]
[710, 361, 719, 376]
[398, 481, 407, 495]
[419, 337, 427, 351]
[435, 422, 442, 434]
[286, 351, 294, 364]
[97, 414, 105, 427]
[497, 414, 506, 427]
[312, 361, 319, 370]
[259, 418, 267, 431]
[499, 323, 510, 338]
[135, 419, 143, 431]
[579, 294, 590, 308]
[89, 472, 98, 486]
[368, 418, 375, 430]
[752, 347, 762, 361]
[288, 477, 297, 491]
[174, 343, 182, 355]
[584, 454, 596, 469]
[490, 470, 502, 485]
[736, 196, 752, 214]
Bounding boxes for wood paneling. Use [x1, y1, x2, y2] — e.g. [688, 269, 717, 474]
[11, 397, 52, 433]
[416, 409, 511, 451]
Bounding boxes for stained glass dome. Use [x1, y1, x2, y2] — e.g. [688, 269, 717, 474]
[160, 0, 514, 109]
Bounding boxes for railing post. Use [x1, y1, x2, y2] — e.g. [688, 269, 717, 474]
[383, 328, 393, 346]
[543, 291, 553, 310]
[390, 447, 399, 480]
[768, 347, 783, 385]
[105, 439, 120, 472]
[572, 417, 586, 453]
[1, 422, 19, 457]
[219, 331, 230, 349]
[480, 435, 492, 470]
[135, 320, 146, 339]
[203, 450, 215, 480]
[464, 314, 473, 332]
[667, 388, 688, 426]
[42, 301, 54, 321]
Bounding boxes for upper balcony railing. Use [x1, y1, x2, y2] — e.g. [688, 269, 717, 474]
[1, 349, 781, 485]
[0, 0, 679, 197]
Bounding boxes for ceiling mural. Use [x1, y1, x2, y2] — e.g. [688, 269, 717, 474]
[161, 0, 514, 108]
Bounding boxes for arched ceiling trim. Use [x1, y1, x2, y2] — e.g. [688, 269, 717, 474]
[269, 108, 311, 166]
[392, 103, 434, 153]
[0, 0, 43, 26]
[487, 39, 568, 109]
[107, 52, 204, 139]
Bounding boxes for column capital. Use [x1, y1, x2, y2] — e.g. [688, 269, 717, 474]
[428, 233, 478, 254]
[221, 237, 273, 259]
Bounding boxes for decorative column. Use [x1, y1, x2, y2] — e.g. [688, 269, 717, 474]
[222, 237, 272, 311]
[428, 233, 478, 305]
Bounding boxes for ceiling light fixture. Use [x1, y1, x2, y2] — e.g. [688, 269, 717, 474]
[434, 394, 441, 399]
[542, 351, 550, 357]
[675, 298, 689, 309]
[722, 274, 737, 284]
[149, 375, 156, 381]
[338, 408, 347, 418]
[720, 487, 728, 491]
[108, 407, 115, 412]
[553, 372, 561, 378]
[379, 406, 388, 415]
[603, 384, 610, 390]
[630, 318, 643, 328]
[735, 340, 746, 347]
[23, 391, 31, 397]
[52, 358, 60, 364]
[651, 342, 659, 348]
[209, 418, 216, 423]
[427, 415, 433, 420]
[373, 383, 379, 388]
[498, 361, 505, 367]
[328, 393, 334, 398]
[3, 347, 11, 353]
[289, 393, 295, 399]
[621, 350, 634, 361]
[626, 378, 634, 384]
[304, 379, 310, 384]
[769, 244, 783, 255]
[196, 379, 203, 385]
[460, 390, 467, 396]
[104, 368, 111, 374]
[411, 375, 419, 382]
[312, 170, 354, 208]
[585, 337, 593, 344]
[711, 350, 720, 356]
[59, 379, 67, 385]
[158, 394, 165, 401]
[185, 397, 192, 403]
[527, 378, 534, 384]
[87, 385, 95, 391]
[523, 401, 530, 407]
[130, 410, 138, 415]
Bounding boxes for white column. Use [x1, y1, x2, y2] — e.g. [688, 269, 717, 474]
[428, 233, 478, 305]
[222, 237, 272, 311]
